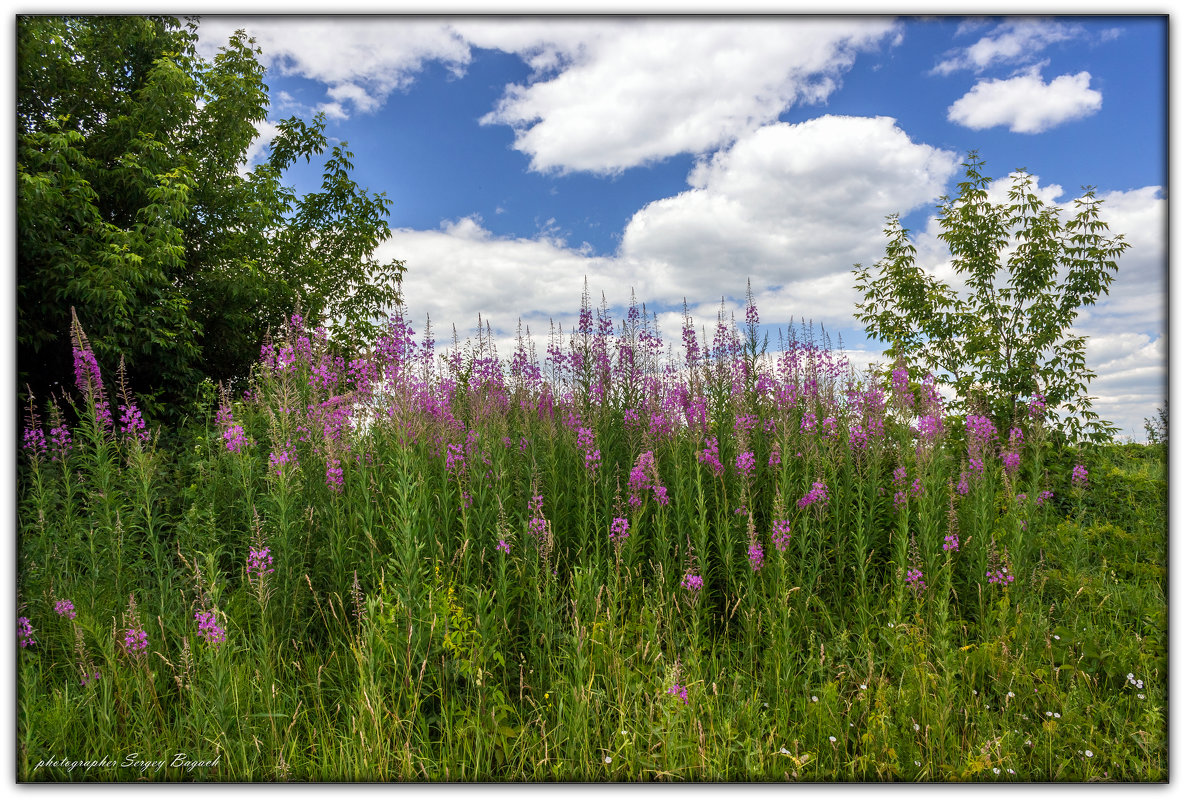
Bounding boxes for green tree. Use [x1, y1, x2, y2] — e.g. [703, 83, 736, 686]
[853, 153, 1129, 443]
[1143, 401, 1167, 446]
[17, 15, 405, 418]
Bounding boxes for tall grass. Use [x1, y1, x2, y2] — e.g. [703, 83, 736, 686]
[16, 293, 1166, 781]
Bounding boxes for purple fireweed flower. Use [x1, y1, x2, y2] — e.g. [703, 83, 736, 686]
[797, 481, 830, 510]
[698, 438, 724, 477]
[528, 494, 549, 541]
[966, 415, 997, 443]
[943, 532, 960, 552]
[1002, 451, 1021, 475]
[987, 568, 1015, 586]
[325, 458, 344, 493]
[891, 364, 912, 411]
[577, 427, 601, 474]
[49, 423, 72, 461]
[628, 451, 668, 507]
[906, 567, 926, 591]
[768, 445, 781, 467]
[800, 412, 817, 434]
[1036, 490, 1053, 506]
[957, 471, 970, 496]
[609, 517, 630, 545]
[748, 539, 765, 572]
[1071, 464, 1088, 489]
[123, 627, 148, 657]
[965, 416, 997, 473]
[23, 425, 46, 458]
[771, 519, 793, 552]
[735, 451, 757, 479]
[247, 546, 274, 578]
[54, 599, 76, 620]
[268, 442, 298, 476]
[119, 402, 149, 443]
[681, 574, 703, 593]
[445, 443, 466, 477]
[497, 539, 510, 555]
[667, 684, 689, 705]
[224, 424, 248, 453]
[195, 610, 226, 647]
[18, 617, 35, 648]
[734, 414, 758, 435]
[73, 346, 104, 396]
[745, 300, 759, 328]
[1029, 393, 1047, 420]
[917, 414, 944, 442]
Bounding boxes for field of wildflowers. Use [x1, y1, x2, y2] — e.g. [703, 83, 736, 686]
[17, 292, 1166, 781]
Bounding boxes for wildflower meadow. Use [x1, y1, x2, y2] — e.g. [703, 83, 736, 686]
[16, 290, 1166, 781]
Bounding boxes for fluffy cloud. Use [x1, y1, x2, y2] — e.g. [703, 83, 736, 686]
[947, 67, 1102, 133]
[619, 115, 960, 319]
[1085, 332, 1167, 439]
[933, 19, 1082, 74]
[1076, 186, 1167, 336]
[195, 18, 471, 118]
[376, 216, 633, 340]
[470, 18, 901, 173]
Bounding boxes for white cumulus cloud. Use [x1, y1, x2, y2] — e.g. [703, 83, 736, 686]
[619, 115, 960, 320]
[195, 18, 471, 118]
[947, 67, 1102, 133]
[470, 18, 901, 174]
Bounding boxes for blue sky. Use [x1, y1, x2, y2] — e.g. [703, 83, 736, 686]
[192, 13, 1168, 439]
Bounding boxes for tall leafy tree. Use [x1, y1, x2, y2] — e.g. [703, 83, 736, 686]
[17, 15, 405, 418]
[854, 153, 1129, 444]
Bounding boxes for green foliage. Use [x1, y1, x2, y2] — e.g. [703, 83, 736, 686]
[854, 152, 1128, 443]
[17, 15, 405, 418]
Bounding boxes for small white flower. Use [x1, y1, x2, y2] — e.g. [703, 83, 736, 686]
[829, 736, 836, 743]
[1007, 691, 1015, 698]
[973, 690, 978, 695]
[604, 756, 612, 764]
[621, 730, 628, 736]
[811, 695, 818, 702]
[1007, 768, 1015, 775]
[860, 684, 867, 690]
[780, 747, 790, 755]
[1046, 711, 1052, 717]
[1025, 740, 1032, 747]
[1138, 693, 1146, 700]
[993, 768, 1000, 774]
[1085, 750, 1093, 758]
[888, 623, 895, 628]
[913, 723, 920, 731]
[1127, 673, 1134, 680]
[1054, 712, 1061, 719]
[914, 761, 921, 767]
[1054, 635, 1060, 640]
[763, 702, 769, 708]
[1137, 680, 1144, 689]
